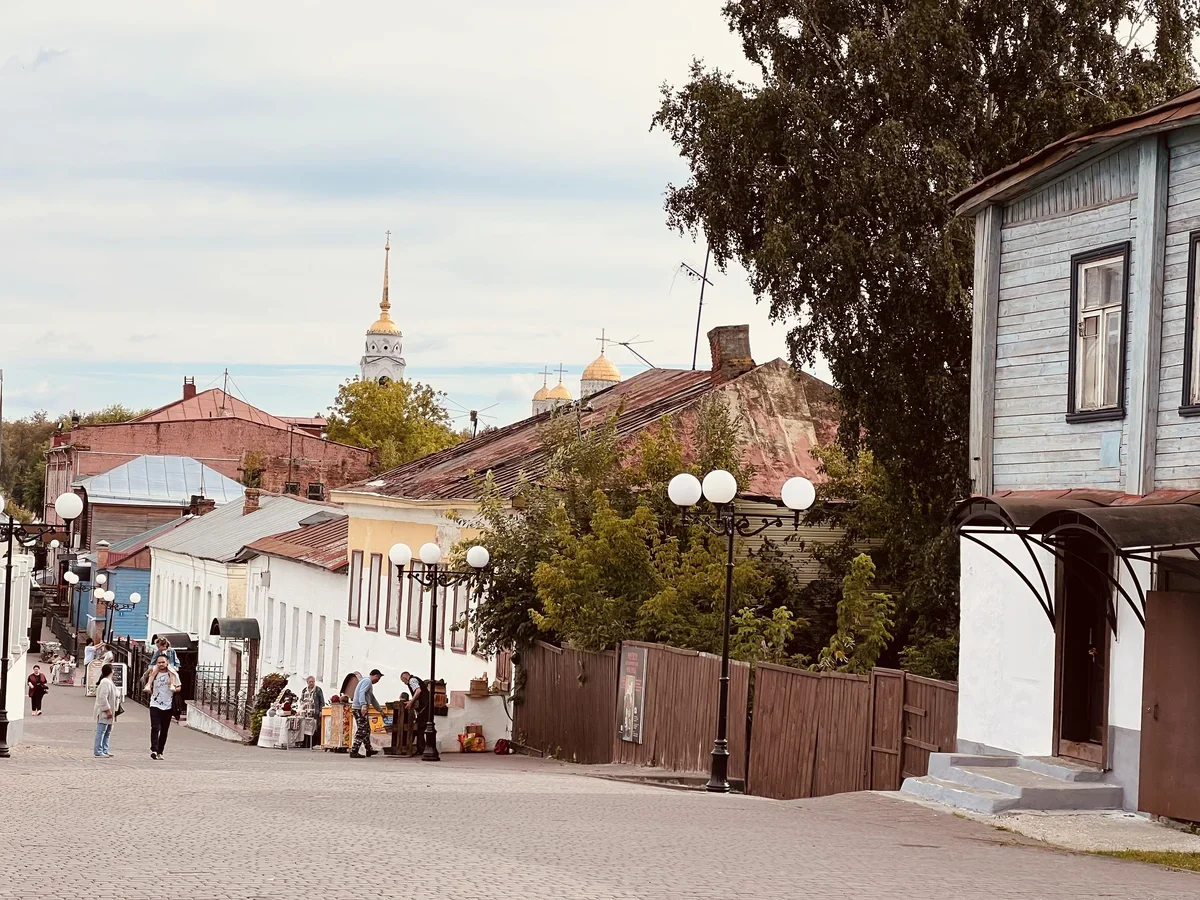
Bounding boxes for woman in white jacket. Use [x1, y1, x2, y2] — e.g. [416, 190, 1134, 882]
[93, 663, 117, 758]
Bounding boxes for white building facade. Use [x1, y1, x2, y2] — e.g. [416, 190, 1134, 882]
[2, 553, 34, 746]
[947, 92, 1200, 819]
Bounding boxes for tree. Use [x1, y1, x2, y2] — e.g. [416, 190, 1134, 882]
[654, 0, 1199, 674]
[325, 378, 462, 471]
[464, 396, 796, 656]
[815, 554, 895, 675]
[80, 404, 149, 425]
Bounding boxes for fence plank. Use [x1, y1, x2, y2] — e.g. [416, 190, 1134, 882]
[869, 668, 905, 790]
[512, 641, 618, 764]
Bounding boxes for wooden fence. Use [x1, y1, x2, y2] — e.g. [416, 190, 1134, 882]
[747, 665, 957, 800]
[513, 642, 955, 798]
[512, 642, 618, 764]
[610, 641, 751, 780]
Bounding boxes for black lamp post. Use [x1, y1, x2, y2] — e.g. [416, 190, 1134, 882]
[669, 470, 815, 793]
[1, 491, 83, 758]
[388, 541, 491, 762]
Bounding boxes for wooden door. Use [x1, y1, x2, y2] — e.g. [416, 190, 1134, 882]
[1055, 537, 1110, 766]
[1139, 591, 1200, 821]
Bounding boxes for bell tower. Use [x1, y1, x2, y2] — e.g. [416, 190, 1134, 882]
[360, 232, 407, 385]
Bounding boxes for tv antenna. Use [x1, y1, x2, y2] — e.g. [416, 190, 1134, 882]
[614, 335, 655, 368]
[679, 245, 712, 370]
[448, 399, 499, 438]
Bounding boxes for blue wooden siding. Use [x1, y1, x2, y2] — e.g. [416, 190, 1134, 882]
[110, 569, 151, 641]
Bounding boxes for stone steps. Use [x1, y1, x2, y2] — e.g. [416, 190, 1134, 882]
[900, 753, 1125, 813]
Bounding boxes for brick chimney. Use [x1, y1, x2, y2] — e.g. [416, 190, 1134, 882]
[708, 325, 755, 384]
[96, 540, 110, 571]
[243, 489, 261, 516]
[183, 376, 197, 400]
[189, 494, 216, 517]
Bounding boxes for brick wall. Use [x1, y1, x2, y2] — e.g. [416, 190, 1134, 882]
[44, 420, 373, 523]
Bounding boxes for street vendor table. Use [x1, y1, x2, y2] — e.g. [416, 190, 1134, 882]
[257, 713, 306, 749]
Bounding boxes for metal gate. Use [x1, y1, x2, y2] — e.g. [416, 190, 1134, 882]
[1139, 591, 1200, 821]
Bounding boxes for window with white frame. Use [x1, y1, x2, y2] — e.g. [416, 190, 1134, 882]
[290, 606, 300, 668]
[304, 612, 313, 675]
[278, 601, 287, 664]
[365, 553, 382, 631]
[317, 615, 327, 683]
[1069, 244, 1128, 418]
[348, 551, 363, 626]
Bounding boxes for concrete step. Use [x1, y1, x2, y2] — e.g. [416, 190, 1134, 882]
[948, 766, 1123, 808]
[901, 776, 1021, 815]
[1016, 756, 1110, 783]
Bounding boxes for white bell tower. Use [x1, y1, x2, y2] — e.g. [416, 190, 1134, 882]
[360, 233, 407, 385]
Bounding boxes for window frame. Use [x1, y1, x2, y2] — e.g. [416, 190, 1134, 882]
[1181, 231, 1200, 415]
[1066, 241, 1131, 423]
[450, 583, 468, 653]
[365, 552, 382, 632]
[384, 562, 402, 635]
[405, 562, 424, 641]
[347, 550, 363, 626]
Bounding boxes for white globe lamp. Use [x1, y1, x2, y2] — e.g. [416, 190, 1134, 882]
[129, 592, 142, 605]
[668, 473, 703, 508]
[388, 542, 413, 568]
[466, 545, 490, 569]
[49, 539, 60, 550]
[419, 542, 442, 566]
[701, 469, 738, 505]
[95, 573, 107, 586]
[781, 477, 817, 512]
[54, 492, 83, 521]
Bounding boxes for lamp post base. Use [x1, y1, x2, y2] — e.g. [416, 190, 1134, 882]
[0, 712, 11, 759]
[421, 722, 440, 761]
[706, 740, 730, 793]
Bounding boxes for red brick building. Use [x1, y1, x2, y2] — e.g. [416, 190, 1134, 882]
[44, 380, 372, 524]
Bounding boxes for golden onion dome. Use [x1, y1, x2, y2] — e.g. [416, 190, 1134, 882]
[547, 381, 573, 401]
[367, 311, 401, 335]
[533, 385, 552, 402]
[582, 351, 621, 383]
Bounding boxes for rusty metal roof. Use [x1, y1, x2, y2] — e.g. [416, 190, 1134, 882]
[953, 87, 1200, 216]
[242, 516, 349, 572]
[338, 360, 840, 503]
[132, 388, 294, 430]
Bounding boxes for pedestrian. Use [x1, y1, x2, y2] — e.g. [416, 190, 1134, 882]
[350, 669, 384, 759]
[146, 637, 180, 673]
[83, 638, 96, 669]
[27, 665, 48, 716]
[299, 675, 325, 749]
[93, 663, 117, 758]
[400, 670, 427, 756]
[143, 654, 181, 760]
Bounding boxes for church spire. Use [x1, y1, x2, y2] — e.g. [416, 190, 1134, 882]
[367, 231, 400, 336]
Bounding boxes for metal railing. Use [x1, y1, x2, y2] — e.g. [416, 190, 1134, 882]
[195, 675, 251, 730]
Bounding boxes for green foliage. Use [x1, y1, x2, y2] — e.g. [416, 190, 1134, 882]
[325, 377, 462, 471]
[464, 396, 789, 656]
[815, 555, 895, 675]
[731, 605, 807, 667]
[240, 450, 266, 489]
[79, 404, 149, 425]
[654, 0, 1200, 679]
[250, 672, 291, 740]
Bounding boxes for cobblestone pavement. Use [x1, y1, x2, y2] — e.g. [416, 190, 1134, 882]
[1, 679, 1195, 899]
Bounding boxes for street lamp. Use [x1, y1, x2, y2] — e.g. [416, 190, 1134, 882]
[669, 470, 816, 793]
[388, 540, 491, 762]
[103, 591, 141, 643]
[1, 491, 83, 758]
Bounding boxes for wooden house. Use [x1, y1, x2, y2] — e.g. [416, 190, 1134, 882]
[905, 89, 1200, 819]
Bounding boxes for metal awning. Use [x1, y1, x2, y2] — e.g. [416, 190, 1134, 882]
[1029, 504, 1200, 554]
[949, 494, 1110, 529]
[150, 632, 197, 652]
[209, 617, 261, 640]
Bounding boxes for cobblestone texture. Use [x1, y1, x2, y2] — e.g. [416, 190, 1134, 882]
[1, 681, 1195, 899]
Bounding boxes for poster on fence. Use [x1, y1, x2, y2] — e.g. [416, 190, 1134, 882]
[617, 645, 647, 744]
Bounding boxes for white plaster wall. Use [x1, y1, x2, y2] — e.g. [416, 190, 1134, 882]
[2, 554, 33, 746]
[148, 549, 236, 667]
[441, 694, 511, 752]
[247, 555, 491, 703]
[958, 534, 1057, 756]
[1108, 558, 1148, 732]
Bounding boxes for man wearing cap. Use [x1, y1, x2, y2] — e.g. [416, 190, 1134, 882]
[350, 669, 384, 758]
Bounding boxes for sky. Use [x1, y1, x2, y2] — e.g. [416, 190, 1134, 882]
[0, 1, 819, 430]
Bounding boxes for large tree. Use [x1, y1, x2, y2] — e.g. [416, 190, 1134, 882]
[325, 378, 462, 471]
[655, 0, 1199, 676]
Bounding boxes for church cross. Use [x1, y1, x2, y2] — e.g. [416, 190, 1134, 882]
[557, 363, 567, 384]
[538, 366, 553, 387]
[596, 328, 610, 354]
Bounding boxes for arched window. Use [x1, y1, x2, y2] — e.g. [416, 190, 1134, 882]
[378, 376, 391, 387]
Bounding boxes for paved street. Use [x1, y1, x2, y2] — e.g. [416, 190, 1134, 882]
[0, 677, 1194, 899]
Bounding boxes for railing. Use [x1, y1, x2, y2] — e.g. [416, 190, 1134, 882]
[195, 674, 252, 731]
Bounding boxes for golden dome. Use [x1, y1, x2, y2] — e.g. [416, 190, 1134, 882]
[533, 385, 552, 402]
[547, 381, 572, 401]
[368, 311, 401, 335]
[582, 350, 621, 383]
